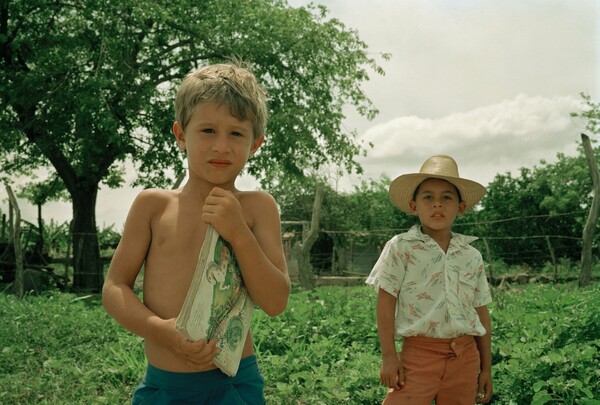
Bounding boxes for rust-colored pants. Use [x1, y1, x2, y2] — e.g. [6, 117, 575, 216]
[383, 335, 480, 405]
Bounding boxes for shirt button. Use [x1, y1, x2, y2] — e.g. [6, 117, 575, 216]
[451, 341, 456, 347]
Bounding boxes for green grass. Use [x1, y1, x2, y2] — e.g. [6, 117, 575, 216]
[1, 283, 599, 404]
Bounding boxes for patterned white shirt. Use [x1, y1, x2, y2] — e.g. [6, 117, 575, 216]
[366, 225, 492, 339]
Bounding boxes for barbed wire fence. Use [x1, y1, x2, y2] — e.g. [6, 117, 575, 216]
[284, 209, 598, 283]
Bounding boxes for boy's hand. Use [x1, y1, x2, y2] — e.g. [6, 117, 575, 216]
[476, 369, 493, 403]
[380, 352, 404, 390]
[166, 319, 220, 370]
[174, 336, 220, 371]
[202, 187, 247, 243]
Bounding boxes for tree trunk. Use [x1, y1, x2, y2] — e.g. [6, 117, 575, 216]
[34, 202, 45, 263]
[297, 184, 324, 289]
[579, 133, 600, 288]
[6, 185, 24, 298]
[71, 186, 104, 292]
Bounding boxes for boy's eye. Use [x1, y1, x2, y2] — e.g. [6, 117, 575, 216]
[231, 131, 243, 137]
[201, 128, 215, 134]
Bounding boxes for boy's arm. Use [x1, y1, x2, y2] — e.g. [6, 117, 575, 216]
[203, 188, 290, 316]
[474, 305, 493, 403]
[377, 288, 403, 390]
[102, 191, 218, 369]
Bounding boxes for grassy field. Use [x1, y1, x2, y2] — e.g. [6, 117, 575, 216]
[1, 282, 599, 404]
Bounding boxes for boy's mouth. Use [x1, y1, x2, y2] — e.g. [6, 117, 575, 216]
[209, 159, 231, 168]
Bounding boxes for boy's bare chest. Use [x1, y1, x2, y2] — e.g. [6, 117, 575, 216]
[151, 209, 207, 262]
[143, 207, 208, 317]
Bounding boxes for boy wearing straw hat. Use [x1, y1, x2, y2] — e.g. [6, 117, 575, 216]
[366, 155, 493, 404]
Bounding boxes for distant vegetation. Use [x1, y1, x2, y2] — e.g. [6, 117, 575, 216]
[1, 141, 599, 291]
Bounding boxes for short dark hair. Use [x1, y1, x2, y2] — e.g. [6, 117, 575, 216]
[412, 178, 463, 202]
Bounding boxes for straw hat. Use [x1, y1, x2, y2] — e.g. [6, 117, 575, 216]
[389, 155, 486, 214]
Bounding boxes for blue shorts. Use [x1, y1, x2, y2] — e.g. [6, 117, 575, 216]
[132, 355, 265, 405]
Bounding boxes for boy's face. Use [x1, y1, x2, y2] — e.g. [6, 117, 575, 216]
[408, 178, 466, 234]
[173, 101, 263, 189]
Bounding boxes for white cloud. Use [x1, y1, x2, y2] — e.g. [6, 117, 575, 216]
[354, 94, 586, 187]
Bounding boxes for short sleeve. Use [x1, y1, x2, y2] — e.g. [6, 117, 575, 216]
[365, 238, 404, 297]
[472, 255, 492, 307]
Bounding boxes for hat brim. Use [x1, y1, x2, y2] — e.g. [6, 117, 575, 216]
[389, 173, 486, 214]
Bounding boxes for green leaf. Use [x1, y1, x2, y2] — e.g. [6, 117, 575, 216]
[531, 391, 553, 405]
[532, 380, 546, 392]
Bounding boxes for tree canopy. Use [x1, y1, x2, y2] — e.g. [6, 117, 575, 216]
[0, 0, 386, 290]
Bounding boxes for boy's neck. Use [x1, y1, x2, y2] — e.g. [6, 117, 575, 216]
[181, 177, 238, 199]
[420, 226, 452, 253]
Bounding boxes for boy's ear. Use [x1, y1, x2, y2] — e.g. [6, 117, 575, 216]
[250, 134, 265, 157]
[457, 201, 467, 216]
[408, 200, 418, 214]
[173, 122, 186, 151]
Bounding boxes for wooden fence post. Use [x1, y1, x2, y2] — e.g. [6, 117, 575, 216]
[482, 238, 494, 284]
[1, 213, 6, 241]
[296, 184, 324, 289]
[545, 236, 557, 280]
[579, 133, 599, 288]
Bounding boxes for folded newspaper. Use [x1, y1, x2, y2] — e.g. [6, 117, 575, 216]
[176, 225, 254, 377]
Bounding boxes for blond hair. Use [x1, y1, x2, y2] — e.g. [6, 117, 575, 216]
[174, 62, 267, 140]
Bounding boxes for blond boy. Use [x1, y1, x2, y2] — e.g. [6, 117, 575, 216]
[102, 62, 290, 404]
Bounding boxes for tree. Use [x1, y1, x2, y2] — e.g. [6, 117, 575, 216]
[478, 154, 595, 267]
[0, 0, 386, 291]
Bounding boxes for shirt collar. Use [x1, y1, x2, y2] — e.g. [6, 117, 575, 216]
[401, 225, 478, 251]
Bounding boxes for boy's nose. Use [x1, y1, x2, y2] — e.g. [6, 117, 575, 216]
[212, 133, 230, 152]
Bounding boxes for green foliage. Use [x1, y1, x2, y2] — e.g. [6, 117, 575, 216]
[491, 284, 600, 404]
[472, 148, 599, 266]
[0, 0, 385, 190]
[4, 284, 598, 403]
[1, 0, 386, 289]
[0, 292, 143, 404]
[254, 286, 386, 403]
[17, 175, 69, 206]
[41, 220, 71, 258]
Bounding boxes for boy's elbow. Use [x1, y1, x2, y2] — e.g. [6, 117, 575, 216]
[263, 298, 288, 317]
[101, 281, 112, 312]
[262, 282, 291, 317]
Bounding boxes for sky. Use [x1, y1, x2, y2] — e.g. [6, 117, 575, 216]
[1, 0, 598, 230]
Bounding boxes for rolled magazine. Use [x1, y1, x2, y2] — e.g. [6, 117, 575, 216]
[176, 225, 254, 377]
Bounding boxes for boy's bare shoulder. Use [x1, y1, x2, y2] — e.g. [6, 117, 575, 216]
[130, 188, 180, 216]
[136, 187, 180, 201]
[236, 190, 277, 207]
[236, 190, 279, 224]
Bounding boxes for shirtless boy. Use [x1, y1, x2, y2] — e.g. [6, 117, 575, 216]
[102, 62, 290, 404]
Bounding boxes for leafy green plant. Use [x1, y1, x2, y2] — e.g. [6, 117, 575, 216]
[1, 283, 598, 404]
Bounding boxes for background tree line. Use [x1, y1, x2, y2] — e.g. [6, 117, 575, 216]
[1, 1, 598, 292]
[3, 137, 597, 282]
[269, 134, 599, 278]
